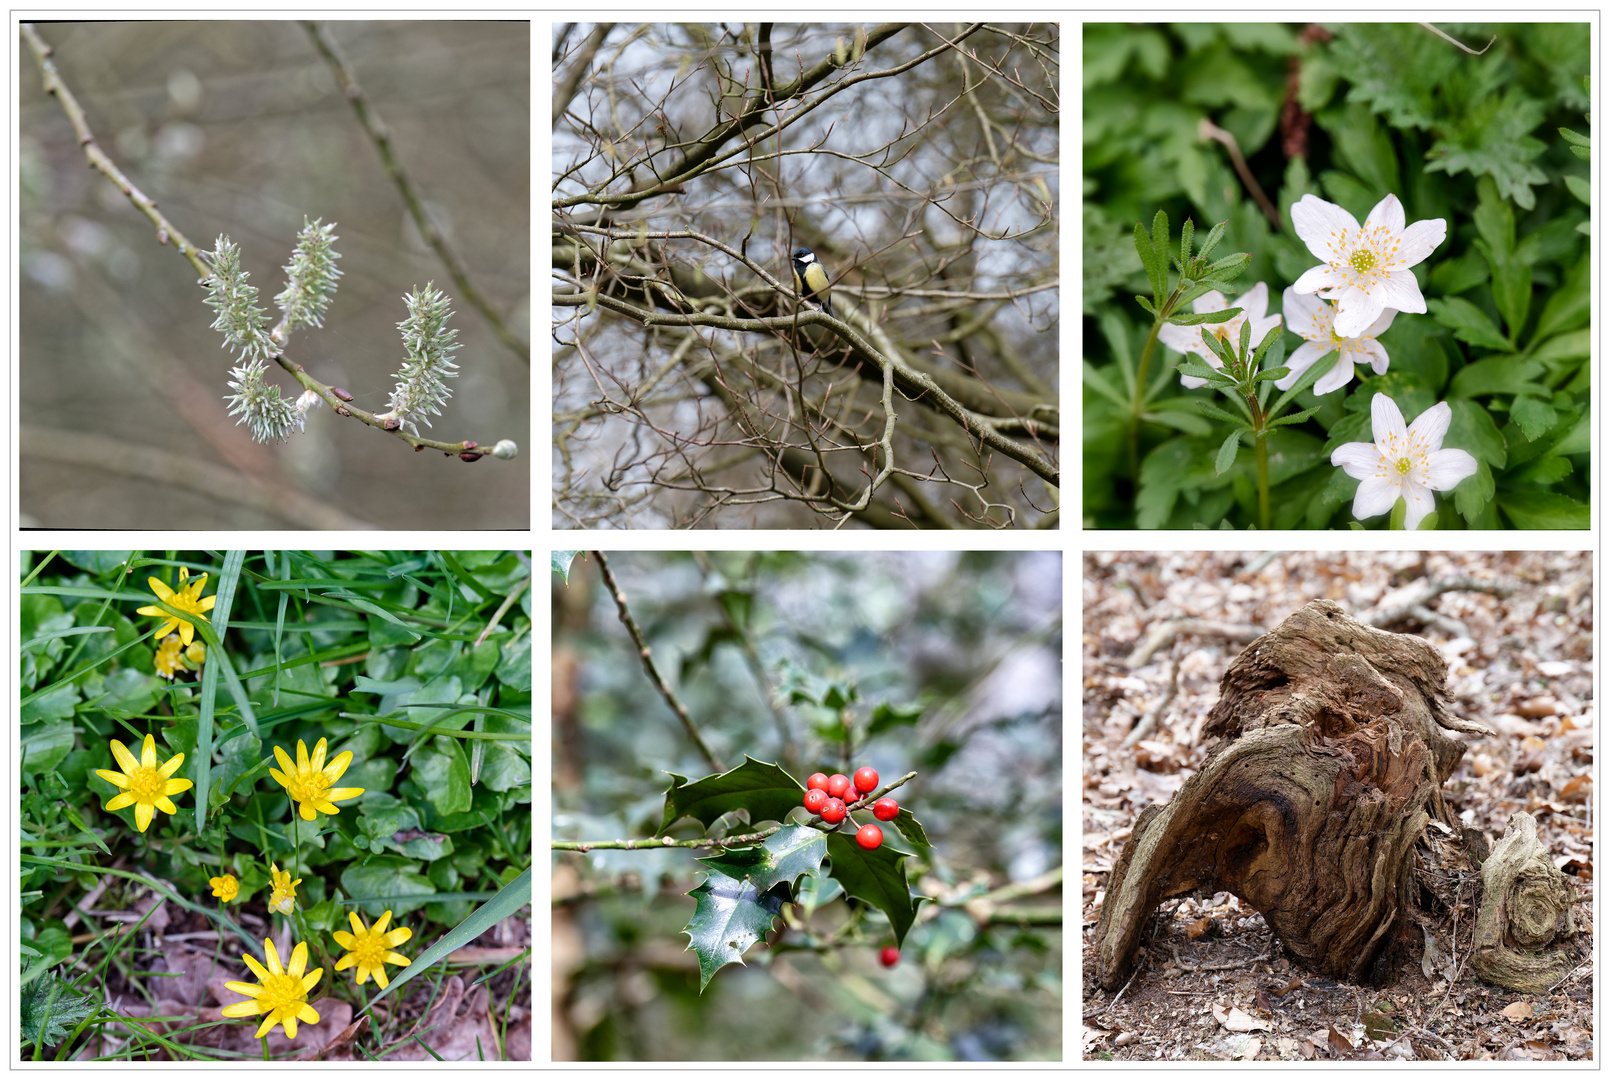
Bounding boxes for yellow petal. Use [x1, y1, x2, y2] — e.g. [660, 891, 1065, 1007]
[296, 739, 312, 772]
[133, 802, 155, 832]
[242, 953, 271, 983]
[309, 738, 328, 773]
[103, 792, 136, 812]
[220, 1001, 261, 1018]
[158, 753, 187, 778]
[109, 739, 140, 774]
[325, 750, 354, 781]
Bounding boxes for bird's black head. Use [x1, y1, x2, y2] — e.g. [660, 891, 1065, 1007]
[792, 246, 815, 265]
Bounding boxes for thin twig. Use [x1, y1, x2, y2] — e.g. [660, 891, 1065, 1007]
[302, 21, 529, 365]
[594, 551, 723, 772]
[20, 24, 210, 281]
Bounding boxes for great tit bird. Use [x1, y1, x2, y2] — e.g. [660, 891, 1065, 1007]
[791, 246, 831, 315]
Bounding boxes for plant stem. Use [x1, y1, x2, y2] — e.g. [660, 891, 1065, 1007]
[594, 551, 723, 773]
[1246, 392, 1270, 530]
[1128, 317, 1165, 479]
[1255, 432, 1270, 530]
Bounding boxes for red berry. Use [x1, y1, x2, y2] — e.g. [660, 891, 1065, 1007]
[803, 788, 828, 813]
[806, 772, 830, 792]
[820, 798, 847, 824]
[826, 773, 852, 799]
[880, 945, 900, 967]
[855, 824, 883, 850]
[853, 766, 879, 793]
[873, 797, 899, 821]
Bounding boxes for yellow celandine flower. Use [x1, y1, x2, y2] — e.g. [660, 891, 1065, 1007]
[135, 567, 216, 648]
[185, 639, 206, 666]
[269, 738, 365, 821]
[221, 937, 323, 1040]
[94, 734, 194, 833]
[331, 910, 413, 989]
[153, 634, 187, 679]
[210, 874, 240, 902]
[267, 863, 301, 915]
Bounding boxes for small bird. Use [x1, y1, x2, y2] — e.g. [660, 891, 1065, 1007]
[791, 246, 832, 316]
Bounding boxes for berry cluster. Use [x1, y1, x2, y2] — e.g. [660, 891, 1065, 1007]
[803, 766, 898, 850]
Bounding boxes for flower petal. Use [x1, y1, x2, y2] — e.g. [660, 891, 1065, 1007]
[1330, 442, 1380, 477]
[1372, 271, 1427, 316]
[1369, 393, 1408, 445]
[1406, 401, 1453, 450]
[104, 792, 136, 812]
[109, 739, 140, 774]
[1312, 356, 1355, 396]
[1352, 474, 1404, 520]
[1362, 192, 1406, 234]
[1423, 448, 1478, 490]
[1401, 484, 1437, 531]
[133, 802, 155, 832]
[1291, 194, 1361, 260]
[1292, 264, 1342, 295]
[1397, 218, 1448, 265]
[1333, 293, 1385, 338]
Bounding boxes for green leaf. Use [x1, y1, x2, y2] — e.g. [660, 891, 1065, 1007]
[1427, 297, 1512, 351]
[1269, 404, 1324, 427]
[696, 824, 827, 895]
[1193, 398, 1250, 425]
[826, 831, 924, 947]
[551, 551, 581, 582]
[659, 757, 805, 835]
[1144, 410, 1213, 436]
[1449, 355, 1545, 399]
[1454, 459, 1495, 525]
[1215, 430, 1241, 476]
[1415, 510, 1440, 532]
[1083, 361, 1128, 408]
[1166, 307, 1242, 327]
[1510, 395, 1558, 442]
[1497, 490, 1590, 530]
[20, 971, 98, 1047]
[1388, 496, 1408, 531]
[1446, 400, 1507, 469]
[411, 735, 474, 816]
[682, 865, 789, 991]
[340, 855, 436, 917]
[868, 701, 924, 737]
[358, 866, 531, 1015]
[1531, 329, 1590, 364]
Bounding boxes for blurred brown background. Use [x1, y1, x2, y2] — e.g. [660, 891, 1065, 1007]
[20, 21, 530, 529]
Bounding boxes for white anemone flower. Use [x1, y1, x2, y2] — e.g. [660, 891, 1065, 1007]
[1158, 282, 1282, 389]
[1277, 287, 1396, 395]
[1290, 193, 1445, 338]
[1330, 393, 1477, 530]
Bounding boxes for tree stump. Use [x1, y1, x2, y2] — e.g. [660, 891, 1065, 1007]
[1093, 599, 1493, 990]
[1469, 811, 1577, 993]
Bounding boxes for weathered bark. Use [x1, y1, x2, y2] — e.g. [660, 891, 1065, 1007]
[1469, 811, 1577, 992]
[1093, 599, 1493, 991]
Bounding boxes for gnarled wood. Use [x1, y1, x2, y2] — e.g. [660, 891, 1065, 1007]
[1469, 811, 1577, 992]
[1093, 599, 1492, 991]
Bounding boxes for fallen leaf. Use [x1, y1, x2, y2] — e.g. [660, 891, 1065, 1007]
[1213, 1003, 1272, 1033]
[1501, 1001, 1533, 1021]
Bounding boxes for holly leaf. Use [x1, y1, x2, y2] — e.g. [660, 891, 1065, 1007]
[695, 824, 827, 895]
[659, 756, 804, 835]
[682, 864, 789, 991]
[826, 831, 925, 946]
